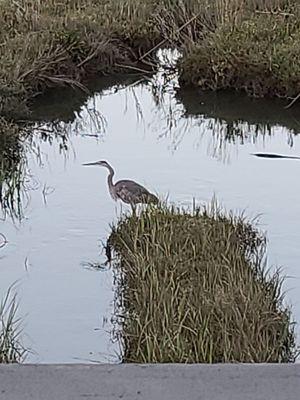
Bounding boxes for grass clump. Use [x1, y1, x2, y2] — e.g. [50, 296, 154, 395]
[110, 204, 297, 363]
[0, 289, 25, 363]
[179, 1, 300, 98]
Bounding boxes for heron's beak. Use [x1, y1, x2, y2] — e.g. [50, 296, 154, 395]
[82, 162, 99, 166]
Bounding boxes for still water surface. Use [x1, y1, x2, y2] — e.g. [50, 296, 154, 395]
[1, 70, 300, 363]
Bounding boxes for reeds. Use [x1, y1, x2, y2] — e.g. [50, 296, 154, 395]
[0, 288, 26, 363]
[0, 0, 163, 118]
[0, 0, 299, 117]
[179, 1, 300, 98]
[0, 118, 26, 220]
[110, 204, 297, 363]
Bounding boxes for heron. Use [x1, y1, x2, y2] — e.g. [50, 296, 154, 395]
[83, 160, 159, 210]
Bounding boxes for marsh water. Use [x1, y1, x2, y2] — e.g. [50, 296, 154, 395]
[1, 60, 300, 362]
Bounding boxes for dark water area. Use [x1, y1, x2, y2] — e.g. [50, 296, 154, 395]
[177, 88, 300, 133]
[1, 55, 300, 362]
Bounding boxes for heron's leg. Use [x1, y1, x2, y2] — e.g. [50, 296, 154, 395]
[130, 203, 137, 215]
[136, 203, 143, 216]
[105, 238, 112, 265]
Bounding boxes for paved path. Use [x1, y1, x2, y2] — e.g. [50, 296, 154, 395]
[0, 364, 299, 400]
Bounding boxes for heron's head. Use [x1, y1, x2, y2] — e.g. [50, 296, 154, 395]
[83, 160, 110, 168]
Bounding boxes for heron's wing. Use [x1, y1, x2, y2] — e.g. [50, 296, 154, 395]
[115, 180, 155, 204]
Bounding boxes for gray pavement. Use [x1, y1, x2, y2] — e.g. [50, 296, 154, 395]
[0, 363, 299, 400]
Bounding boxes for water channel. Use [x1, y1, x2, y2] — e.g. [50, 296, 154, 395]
[1, 60, 300, 363]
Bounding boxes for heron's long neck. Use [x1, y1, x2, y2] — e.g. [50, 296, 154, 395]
[106, 165, 115, 190]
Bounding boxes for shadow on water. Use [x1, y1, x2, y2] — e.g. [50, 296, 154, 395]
[29, 74, 145, 123]
[175, 88, 300, 154]
[176, 88, 300, 135]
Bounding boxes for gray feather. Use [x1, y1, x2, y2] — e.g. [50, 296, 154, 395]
[115, 180, 158, 205]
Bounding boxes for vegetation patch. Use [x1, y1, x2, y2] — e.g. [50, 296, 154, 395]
[0, 0, 164, 118]
[179, 8, 300, 98]
[0, 289, 25, 363]
[0, 0, 299, 117]
[110, 204, 297, 363]
[0, 118, 28, 219]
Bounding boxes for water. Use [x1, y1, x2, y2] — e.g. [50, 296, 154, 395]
[1, 66, 300, 363]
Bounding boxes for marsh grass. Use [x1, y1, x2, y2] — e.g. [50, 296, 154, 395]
[0, 118, 27, 220]
[0, 0, 299, 118]
[110, 203, 297, 363]
[0, 289, 25, 363]
[178, 1, 300, 98]
[0, 0, 164, 117]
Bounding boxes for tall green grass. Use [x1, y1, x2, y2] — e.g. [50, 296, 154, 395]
[110, 204, 297, 363]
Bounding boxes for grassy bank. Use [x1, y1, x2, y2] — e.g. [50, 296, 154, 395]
[1, 0, 300, 120]
[179, 1, 300, 98]
[0, 290, 25, 363]
[110, 204, 297, 363]
[0, 0, 163, 118]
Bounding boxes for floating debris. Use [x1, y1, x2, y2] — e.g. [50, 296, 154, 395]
[251, 153, 300, 160]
